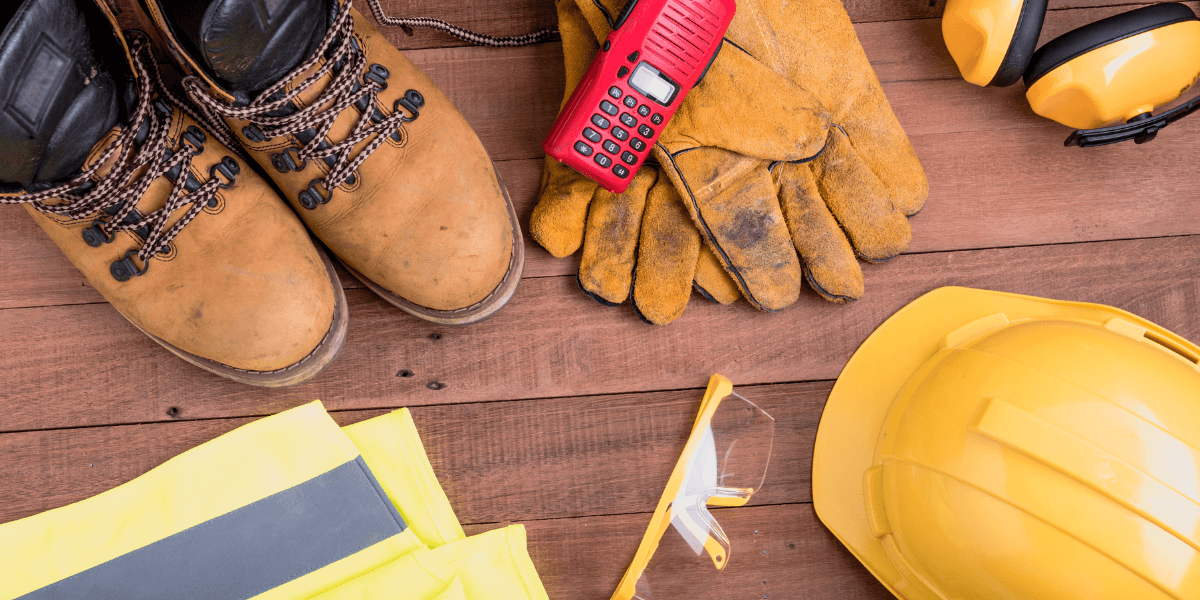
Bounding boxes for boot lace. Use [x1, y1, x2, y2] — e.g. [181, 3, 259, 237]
[0, 33, 240, 282]
[183, 0, 554, 210]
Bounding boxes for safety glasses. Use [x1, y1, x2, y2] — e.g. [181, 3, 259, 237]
[613, 374, 775, 600]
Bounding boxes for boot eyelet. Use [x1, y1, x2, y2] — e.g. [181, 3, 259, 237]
[82, 222, 113, 247]
[365, 63, 389, 90]
[395, 90, 425, 120]
[297, 179, 333, 210]
[272, 147, 306, 173]
[242, 124, 268, 143]
[111, 250, 149, 282]
[182, 126, 206, 152]
[154, 99, 172, 116]
[209, 156, 240, 188]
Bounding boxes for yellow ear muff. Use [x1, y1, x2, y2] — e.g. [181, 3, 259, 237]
[1025, 3, 1200, 130]
[942, 0, 1046, 87]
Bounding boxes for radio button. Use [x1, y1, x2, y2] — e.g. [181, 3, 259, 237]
[621, 151, 637, 165]
[651, 113, 663, 125]
[611, 126, 629, 141]
[617, 66, 630, 79]
[637, 104, 650, 117]
[623, 95, 637, 108]
[608, 86, 622, 99]
[613, 165, 629, 178]
[603, 140, 620, 154]
[620, 113, 637, 127]
[595, 153, 612, 168]
[583, 128, 602, 143]
[630, 138, 646, 152]
[591, 114, 610, 129]
[638, 124, 654, 138]
[627, 51, 639, 62]
[574, 141, 593, 156]
[600, 100, 619, 116]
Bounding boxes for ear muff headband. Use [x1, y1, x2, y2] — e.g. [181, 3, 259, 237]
[1025, 3, 1200, 86]
[989, 0, 1046, 87]
[942, 0, 1047, 87]
[1024, 3, 1200, 138]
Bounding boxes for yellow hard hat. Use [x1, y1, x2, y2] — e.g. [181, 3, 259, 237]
[813, 287, 1200, 599]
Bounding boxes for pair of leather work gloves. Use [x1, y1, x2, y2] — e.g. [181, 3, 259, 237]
[532, 0, 929, 324]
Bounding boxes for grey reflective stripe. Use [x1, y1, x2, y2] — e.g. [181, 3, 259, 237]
[20, 457, 407, 600]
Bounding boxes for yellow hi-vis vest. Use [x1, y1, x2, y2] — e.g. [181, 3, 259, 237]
[0, 401, 549, 600]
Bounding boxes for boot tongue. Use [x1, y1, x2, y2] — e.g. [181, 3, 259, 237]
[0, 0, 131, 188]
[166, 0, 330, 94]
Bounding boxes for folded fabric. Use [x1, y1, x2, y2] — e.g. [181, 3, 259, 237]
[0, 401, 550, 600]
[0, 401, 422, 600]
[344, 407, 465, 548]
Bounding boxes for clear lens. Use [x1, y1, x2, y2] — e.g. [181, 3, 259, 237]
[632, 392, 774, 599]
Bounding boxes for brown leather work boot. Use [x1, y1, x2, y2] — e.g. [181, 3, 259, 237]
[132, 0, 525, 325]
[0, 0, 347, 386]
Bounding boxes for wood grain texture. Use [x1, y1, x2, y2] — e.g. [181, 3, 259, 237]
[2, 235, 1198, 433]
[0, 382, 827, 524]
[503, 504, 894, 600]
[4, 4, 1200, 306]
[4, 1, 1200, 598]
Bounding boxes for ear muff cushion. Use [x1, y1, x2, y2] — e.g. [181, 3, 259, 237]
[1025, 2, 1200, 86]
[989, 0, 1048, 87]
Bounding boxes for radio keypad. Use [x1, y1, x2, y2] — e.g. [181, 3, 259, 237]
[575, 72, 675, 182]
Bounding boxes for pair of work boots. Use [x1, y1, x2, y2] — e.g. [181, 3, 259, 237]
[0, 0, 523, 386]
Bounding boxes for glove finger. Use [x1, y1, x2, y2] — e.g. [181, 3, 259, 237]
[571, 0, 616, 41]
[557, 0, 602, 94]
[658, 146, 802, 311]
[759, 0, 927, 217]
[661, 45, 829, 162]
[531, 0, 607, 257]
[630, 175, 700, 324]
[531, 157, 601, 257]
[693, 244, 740, 304]
[773, 161, 862, 302]
[839, 89, 928, 217]
[812, 126, 912, 262]
[578, 167, 658, 304]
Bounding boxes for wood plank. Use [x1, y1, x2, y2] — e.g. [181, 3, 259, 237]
[115, 0, 1146, 52]
[1, 235, 1198, 432]
[497, 504, 893, 600]
[6, 4, 1200, 306]
[0, 382, 826, 524]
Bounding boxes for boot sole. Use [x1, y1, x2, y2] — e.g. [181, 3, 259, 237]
[343, 164, 525, 326]
[129, 242, 349, 387]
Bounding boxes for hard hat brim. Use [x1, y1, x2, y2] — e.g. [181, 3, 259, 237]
[810, 286, 1179, 598]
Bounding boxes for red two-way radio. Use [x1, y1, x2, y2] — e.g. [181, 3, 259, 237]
[544, 0, 737, 193]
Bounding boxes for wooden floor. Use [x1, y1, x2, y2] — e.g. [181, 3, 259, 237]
[3, 0, 1200, 598]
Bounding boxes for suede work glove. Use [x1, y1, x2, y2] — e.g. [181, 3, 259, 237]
[536, 0, 928, 320]
[648, 0, 928, 306]
[532, 0, 829, 324]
